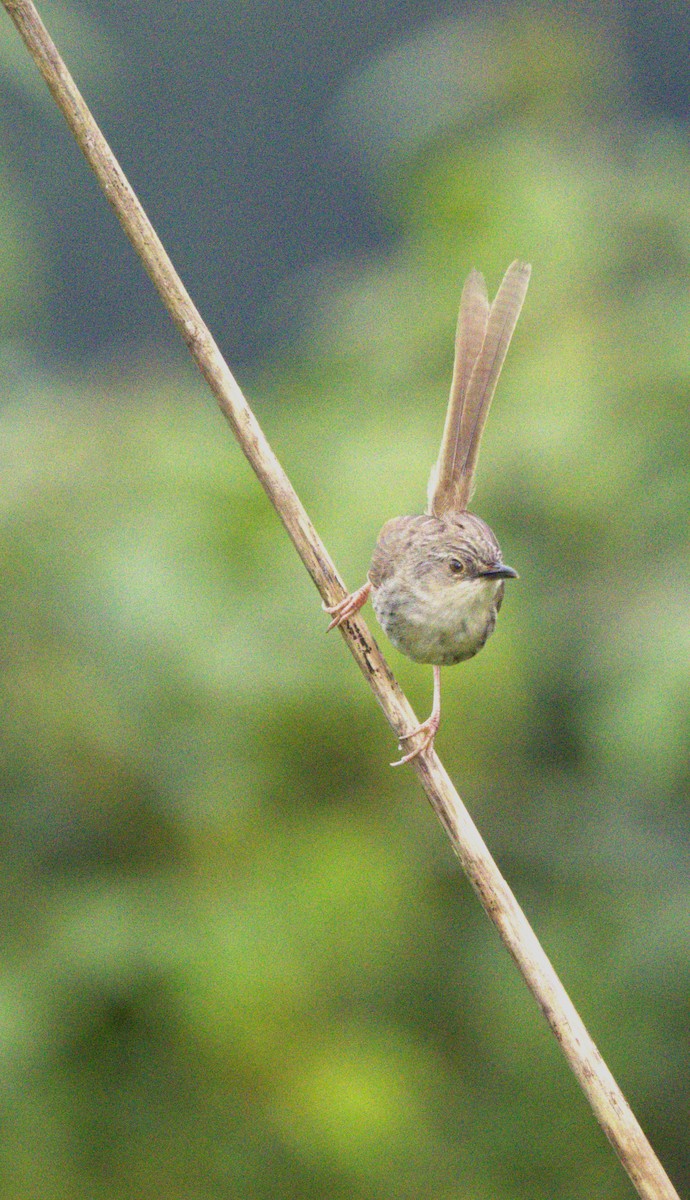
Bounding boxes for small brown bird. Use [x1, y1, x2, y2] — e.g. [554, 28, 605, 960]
[326, 260, 531, 764]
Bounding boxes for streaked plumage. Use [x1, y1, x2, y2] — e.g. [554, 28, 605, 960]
[325, 261, 531, 763]
[369, 512, 511, 665]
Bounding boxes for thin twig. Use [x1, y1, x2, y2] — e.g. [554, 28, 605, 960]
[1, 3, 679, 1198]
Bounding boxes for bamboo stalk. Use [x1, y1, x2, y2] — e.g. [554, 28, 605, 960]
[1, 3, 680, 1197]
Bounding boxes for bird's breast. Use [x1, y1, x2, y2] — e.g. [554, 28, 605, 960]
[371, 576, 503, 666]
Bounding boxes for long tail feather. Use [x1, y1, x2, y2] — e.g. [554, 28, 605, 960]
[428, 269, 488, 515]
[429, 260, 530, 516]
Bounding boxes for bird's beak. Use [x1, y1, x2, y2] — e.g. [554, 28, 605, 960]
[481, 564, 519, 580]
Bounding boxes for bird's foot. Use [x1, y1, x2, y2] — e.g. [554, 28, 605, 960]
[323, 581, 371, 631]
[391, 711, 440, 767]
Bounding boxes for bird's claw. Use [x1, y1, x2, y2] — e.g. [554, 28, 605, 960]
[390, 714, 440, 767]
[323, 582, 371, 631]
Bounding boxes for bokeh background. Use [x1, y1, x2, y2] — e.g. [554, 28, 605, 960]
[1, 2, 689, 1198]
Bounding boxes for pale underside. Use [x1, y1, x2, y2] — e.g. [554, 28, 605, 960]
[372, 570, 504, 664]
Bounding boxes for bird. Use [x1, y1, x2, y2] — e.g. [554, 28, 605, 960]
[325, 260, 531, 764]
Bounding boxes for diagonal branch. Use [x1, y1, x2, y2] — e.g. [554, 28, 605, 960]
[1, 3, 679, 1198]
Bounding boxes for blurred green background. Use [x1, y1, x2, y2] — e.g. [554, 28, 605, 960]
[1, 3, 689, 1199]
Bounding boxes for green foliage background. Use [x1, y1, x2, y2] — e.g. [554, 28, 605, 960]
[0, 8, 688, 1199]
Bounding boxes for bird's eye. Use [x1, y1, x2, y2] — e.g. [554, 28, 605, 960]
[448, 558, 465, 574]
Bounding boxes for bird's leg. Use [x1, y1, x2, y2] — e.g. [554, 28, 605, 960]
[391, 665, 442, 766]
[323, 580, 372, 631]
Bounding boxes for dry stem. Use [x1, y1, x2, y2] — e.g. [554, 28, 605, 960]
[0, 3, 680, 1198]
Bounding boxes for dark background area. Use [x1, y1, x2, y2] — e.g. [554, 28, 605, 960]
[2, 0, 690, 368]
